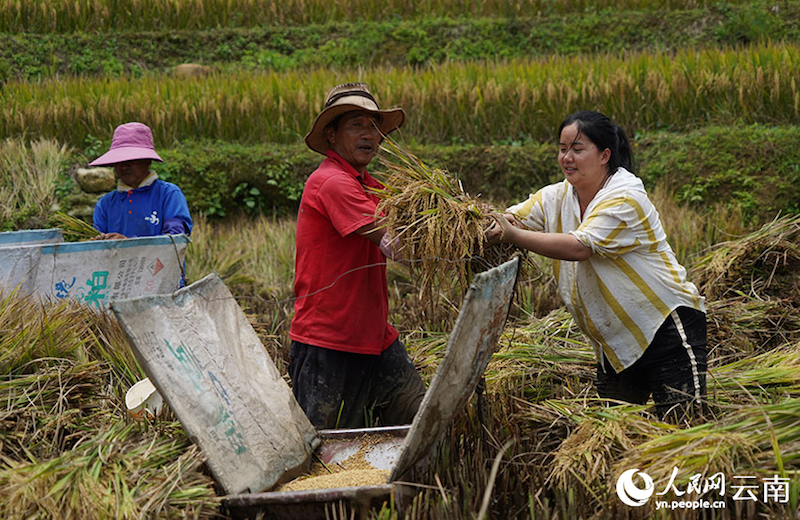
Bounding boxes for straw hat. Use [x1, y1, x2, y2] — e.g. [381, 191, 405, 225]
[89, 122, 163, 167]
[304, 83, 406, 155]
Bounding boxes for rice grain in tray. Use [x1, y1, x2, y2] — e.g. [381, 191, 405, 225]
[277, 433, 396, 491]
[278, 469, 390, 491]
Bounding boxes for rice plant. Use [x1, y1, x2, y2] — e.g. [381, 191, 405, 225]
[0, 138, 70, 226]
[485, 307, 596, 401]
[0, 290, 92, 375]
[706, 293, 800, 364]
[0, 421, 220, 520]
[3, 41, 800, 148]
[614, 397, 800, 499]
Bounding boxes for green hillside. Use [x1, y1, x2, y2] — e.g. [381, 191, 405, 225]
[3, 2, 799, 80]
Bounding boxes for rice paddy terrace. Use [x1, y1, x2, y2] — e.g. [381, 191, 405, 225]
[2, 1, 800, 518]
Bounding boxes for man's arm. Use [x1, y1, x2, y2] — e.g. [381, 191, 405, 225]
[356, 220, 407, 262]
[356, 220, 387, 245]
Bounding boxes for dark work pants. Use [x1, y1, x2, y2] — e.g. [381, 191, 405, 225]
[288, 338, 427, 429]
[595, 306, 708, 421]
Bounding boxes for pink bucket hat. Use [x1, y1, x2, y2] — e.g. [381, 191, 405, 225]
[88, 122, 163, 166]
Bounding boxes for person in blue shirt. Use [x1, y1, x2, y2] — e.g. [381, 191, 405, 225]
[89, 122, 192, 240]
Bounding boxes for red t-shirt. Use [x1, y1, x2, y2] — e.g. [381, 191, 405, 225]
[289, 150, 398, 355]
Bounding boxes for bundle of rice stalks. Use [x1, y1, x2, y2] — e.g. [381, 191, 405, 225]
[614, 398, 800, 498]
[510, 398, 671, 512]
[706, 292, 800, 364]
[0, 289, 142, 386]
[374, 138, 516, 293]
[0, 360, 110, 463]
[691, 213, 800, 301]
[0, 291, 220, 519]
[486, 308, 596, 401]
[0, 421, 220, 520]
[709, 342, 800, 406]
[611, 345, 800, 506]
[513, 344, 800, 516]
[404, 331, 450, 381]
[49, 211, 98, 241]
[84, 305, 145, 389]
[548, 404, 673, 504]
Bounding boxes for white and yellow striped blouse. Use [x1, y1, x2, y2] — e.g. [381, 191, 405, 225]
[507, 168, 705, 373]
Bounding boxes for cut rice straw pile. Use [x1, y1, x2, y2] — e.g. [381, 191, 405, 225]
[374, 137, 516, 293]
[691, 213, 800, 363]
[691, 213, 800, 301]
[485, 308, 596, 401]
[510, 339, 800, 513]
[0, 290, 221, 519]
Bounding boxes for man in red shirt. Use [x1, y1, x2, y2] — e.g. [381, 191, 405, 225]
[289, 82, 426, 429]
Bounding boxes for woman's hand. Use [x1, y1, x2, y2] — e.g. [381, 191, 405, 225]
[92, 232, 127, 240]
[486, 213, 592, 260]
[485, 213, 520, 245]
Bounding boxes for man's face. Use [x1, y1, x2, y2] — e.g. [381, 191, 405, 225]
[325, 111, 382, 174]
[113, 159, 152, 188]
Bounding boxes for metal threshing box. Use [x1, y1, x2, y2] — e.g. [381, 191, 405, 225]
[112, 256, 520, 519]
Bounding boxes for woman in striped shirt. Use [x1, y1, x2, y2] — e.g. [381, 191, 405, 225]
[487, 110, 707, 422]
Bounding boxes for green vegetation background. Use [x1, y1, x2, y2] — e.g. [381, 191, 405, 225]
[2, 0, 799, 226]
[2, 3, 798, 79]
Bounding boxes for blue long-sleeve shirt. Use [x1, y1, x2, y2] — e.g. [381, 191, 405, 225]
[93, 179, 192, 238]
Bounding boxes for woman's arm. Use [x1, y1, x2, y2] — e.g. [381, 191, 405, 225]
[487, 213, 591, 261]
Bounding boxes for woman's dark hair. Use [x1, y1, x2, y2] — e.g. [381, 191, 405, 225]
[558, 111, 634, 174]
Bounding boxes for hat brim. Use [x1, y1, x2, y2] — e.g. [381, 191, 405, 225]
[304, 103, 406, 155]
[88, 147, 163, 167]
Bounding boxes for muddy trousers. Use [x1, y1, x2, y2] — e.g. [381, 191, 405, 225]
[288, 339, 427, 429]
[595, 306, 707, 421]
